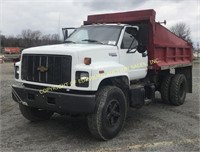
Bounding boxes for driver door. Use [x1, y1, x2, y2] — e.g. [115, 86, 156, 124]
[118, 26, 148, 80]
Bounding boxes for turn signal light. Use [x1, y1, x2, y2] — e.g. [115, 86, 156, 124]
[84, 57, 91, 65]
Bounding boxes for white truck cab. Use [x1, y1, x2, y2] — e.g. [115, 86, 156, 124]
[15, 24, 148, 91]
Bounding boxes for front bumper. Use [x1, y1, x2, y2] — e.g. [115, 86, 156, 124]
[12, 85, 96, 114]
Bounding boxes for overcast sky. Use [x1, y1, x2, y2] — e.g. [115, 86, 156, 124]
[1, 0, 200, 46]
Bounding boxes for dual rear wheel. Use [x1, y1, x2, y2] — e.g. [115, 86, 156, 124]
[161, 74, 187, 106]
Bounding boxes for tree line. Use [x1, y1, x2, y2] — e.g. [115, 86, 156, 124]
[0, 29, 61, 49]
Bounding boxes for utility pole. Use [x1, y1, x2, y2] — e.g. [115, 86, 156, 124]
[197, 43, 200, 58]
[58, 13, 60, 41]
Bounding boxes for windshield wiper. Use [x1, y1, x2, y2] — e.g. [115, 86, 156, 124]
[82, 39, 103, 44]
[64, 40, 76, 44]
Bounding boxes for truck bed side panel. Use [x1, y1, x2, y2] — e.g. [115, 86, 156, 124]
[151, 23, 192, 70]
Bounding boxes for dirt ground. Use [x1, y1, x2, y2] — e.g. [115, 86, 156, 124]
[0, 62, 200, 152]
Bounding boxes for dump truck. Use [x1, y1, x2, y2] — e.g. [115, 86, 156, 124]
[12, 9, 192, 140]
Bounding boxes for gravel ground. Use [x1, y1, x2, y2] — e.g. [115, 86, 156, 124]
[0, 62, 200, 152]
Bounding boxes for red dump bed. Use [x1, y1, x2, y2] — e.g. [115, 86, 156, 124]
[84, 9, 192, 70]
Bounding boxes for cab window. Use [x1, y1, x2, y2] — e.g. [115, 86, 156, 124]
[121, 27, 138, 49]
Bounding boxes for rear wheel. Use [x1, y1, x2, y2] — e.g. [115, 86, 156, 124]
[19, 104, 54, 122]
[170, 74, 187, 106]
[160, 74, 173, 104]
[87, 86, 127, 140]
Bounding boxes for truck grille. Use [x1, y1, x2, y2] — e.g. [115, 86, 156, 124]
[21, 54, 72, 85]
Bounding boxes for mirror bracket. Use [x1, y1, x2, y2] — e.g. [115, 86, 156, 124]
[62, 28, 76, 41]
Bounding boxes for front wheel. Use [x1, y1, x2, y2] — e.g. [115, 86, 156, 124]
[19, 104, 54, 122]
[87, 86, 127, 140]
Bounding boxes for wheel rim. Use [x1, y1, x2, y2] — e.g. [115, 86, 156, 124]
[105, 100, 121, 128]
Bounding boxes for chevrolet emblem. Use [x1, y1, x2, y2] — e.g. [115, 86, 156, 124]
[37, 66, 48, 72]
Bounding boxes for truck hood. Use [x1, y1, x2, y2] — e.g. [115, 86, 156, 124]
[22, 43, 118, 54]
[22, 43, 119, 65]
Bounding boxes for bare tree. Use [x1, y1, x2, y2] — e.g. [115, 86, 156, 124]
[20, 29, 42, 47]
[51, 34, 60, 44]
[41, 34, 51, 45]
[170, 22, 193, 45]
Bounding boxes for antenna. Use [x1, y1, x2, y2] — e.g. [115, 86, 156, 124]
[58, 13, 60, 40]
[197, 42, 200, 58]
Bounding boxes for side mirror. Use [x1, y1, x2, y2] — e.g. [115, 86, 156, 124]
[134, 24, 148, 54]
[137, 43, 146, 54]
[62, 28, 76, 40]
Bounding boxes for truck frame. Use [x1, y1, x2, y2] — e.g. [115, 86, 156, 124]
[12, 9, 192, 140]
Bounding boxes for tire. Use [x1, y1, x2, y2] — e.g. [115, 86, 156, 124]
[160, 74, 173, 104]
[170, 74, 187, 106]
[87, 86, 127, 140]
[19, 104, 54, 122]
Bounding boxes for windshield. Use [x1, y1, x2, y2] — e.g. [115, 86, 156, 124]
[65, 25, 123, 45]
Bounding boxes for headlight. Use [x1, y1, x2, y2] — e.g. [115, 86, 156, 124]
[80, 72, 89, 80]
[76, 71, 89, 87]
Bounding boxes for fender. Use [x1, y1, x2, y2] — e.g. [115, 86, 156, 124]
[75, 61, 130, 91]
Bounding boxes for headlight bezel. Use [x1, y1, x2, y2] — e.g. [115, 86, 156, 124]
[76, 71, 89, 87]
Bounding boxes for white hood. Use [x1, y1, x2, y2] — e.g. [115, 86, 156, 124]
[22, 43, 117, 55]
[22, 43, 119, 65]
